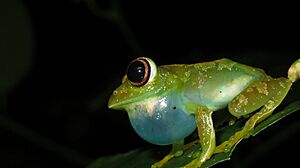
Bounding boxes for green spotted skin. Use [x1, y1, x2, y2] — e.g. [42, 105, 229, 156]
[108, 57, 299, 168]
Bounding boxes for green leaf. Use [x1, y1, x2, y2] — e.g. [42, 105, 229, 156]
[86, 149, 157, 168]
[87, 101, 300, 168]
[252, 100, 300, 136]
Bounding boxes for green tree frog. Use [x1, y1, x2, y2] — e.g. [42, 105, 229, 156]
[108, 57, 300, 168]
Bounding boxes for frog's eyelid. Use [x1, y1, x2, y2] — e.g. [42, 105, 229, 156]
[145, 57, 157, 83]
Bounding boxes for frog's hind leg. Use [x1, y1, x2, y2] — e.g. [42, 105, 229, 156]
[214, 77, 292, 153]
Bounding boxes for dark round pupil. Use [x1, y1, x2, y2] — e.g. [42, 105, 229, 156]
[127, 60, 146, 83]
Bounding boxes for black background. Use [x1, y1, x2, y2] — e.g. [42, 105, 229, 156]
[1, 0, 300, 167]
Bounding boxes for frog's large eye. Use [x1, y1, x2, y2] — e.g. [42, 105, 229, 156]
[126, 57, 157, 87]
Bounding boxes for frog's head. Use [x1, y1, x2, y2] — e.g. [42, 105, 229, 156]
[108, 57, 196, 145]
[108, 57, 180, 110]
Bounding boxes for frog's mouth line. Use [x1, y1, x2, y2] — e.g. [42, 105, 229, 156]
[108, 96, 142, 110]
[108, 86, 173, 111]
[108, 79, 181, 110]
[108, 91, 158, 110]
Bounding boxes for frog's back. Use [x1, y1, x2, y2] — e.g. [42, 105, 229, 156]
[181, 58, 267, 111]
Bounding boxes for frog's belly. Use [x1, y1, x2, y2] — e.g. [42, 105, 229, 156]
[184, 73, 259, 111]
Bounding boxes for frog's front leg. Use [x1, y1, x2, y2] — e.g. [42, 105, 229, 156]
[182, 106, 215, 168]
[152, 106, 215, 168]
[215, 77, 292, 153]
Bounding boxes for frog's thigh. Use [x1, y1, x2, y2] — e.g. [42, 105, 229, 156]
[228, 78, 291, 118]
[215, 78, 292, 153]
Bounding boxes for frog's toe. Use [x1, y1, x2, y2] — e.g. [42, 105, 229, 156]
[151, 158, 168, 168]
[151, 152, 179, 168]
[214, 141, 231, 153]
[215, 131, 244, 153]
[151, 163, 161, 168]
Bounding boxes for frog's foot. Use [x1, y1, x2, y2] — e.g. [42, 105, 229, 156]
[214, 129, 246, 153]
[152, 140, 201, 168]
[151, 152, 177, 168]
[180, 152, 203, 168]
[181, 106, 215, 168]
[152, 141, 185, 168]
[151, 150, 184, 168]
[215, 78, 292, 154]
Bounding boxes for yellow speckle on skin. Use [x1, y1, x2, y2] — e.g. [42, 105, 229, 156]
[279, 81, 286, 88]
[185, 71, 191, 78]
[119, 86, 128, 94]
[194, 62, 216, 72]
[246, 87, 253, 92]
[255, 82, 269, 95]
[265, 100, 275, 110]
[217, 61, 236, 71]
[191, 81, 197, 87]
[237, 94, 248, 106]
[277, 91, 282, 95]
[230, 94, 248, 114]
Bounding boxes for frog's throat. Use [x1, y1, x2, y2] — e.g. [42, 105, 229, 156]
[125, 96, 165, 118]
